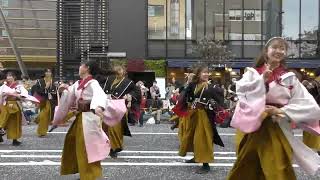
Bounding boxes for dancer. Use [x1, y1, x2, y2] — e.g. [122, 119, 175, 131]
[0, 71, 5, 86]
[102, 65, 141, 158]
[31, 68, 57, 137]
[173, 65, 225, 174]
[301, 69, 320, 156]
[170, 73, 194, 131]
[228, 37, 320, 180]
[0, 71, 28, 145]
[53, 61, 111, 180]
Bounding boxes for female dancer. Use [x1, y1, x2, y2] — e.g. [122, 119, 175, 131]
[173, 65, 224, 174]
[228, 37, 320, 179]
[0, 71, 28, 145]
[31, 68, 57, 137]
[301, 73, 320, 155]
[53, 61, 110, 180]
[102, 65, 141, 158]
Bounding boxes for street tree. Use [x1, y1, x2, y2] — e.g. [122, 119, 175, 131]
[300, 29, 320, 58]
[194, 36, 234, 68]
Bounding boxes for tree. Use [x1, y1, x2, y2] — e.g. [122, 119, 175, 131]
[300, 29, 320, 58]
[194, 36, 234, 67]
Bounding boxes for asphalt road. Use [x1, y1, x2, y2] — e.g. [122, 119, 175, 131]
[0, 123, 319, 180]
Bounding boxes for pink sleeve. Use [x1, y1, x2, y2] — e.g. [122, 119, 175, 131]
[230, 68, 266, 133]
[52, 86, 76, 125]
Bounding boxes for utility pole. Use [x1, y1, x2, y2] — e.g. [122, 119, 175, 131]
[0, 6, 28, 77]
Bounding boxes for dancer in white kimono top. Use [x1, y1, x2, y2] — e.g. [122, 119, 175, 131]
[53, 61, 125, 180]
[0, 71, 38, 146]
[228, 37, 320, 180]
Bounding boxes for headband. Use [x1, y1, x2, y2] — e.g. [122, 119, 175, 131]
[265, 37, 286, 48]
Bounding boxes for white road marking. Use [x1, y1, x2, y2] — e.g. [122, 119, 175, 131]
[0, 150, 235, 155]
[0, 150, 63, 153]
[0, 161, 312, 168]
[47, 132, 303, 137]
[0, 154, 237, 160]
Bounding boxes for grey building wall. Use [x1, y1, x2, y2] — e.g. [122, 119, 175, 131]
[109, 0, 147, 59]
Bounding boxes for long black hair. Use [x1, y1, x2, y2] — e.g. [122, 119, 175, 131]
[6, 71, 17, 80]
[0, 71, 5, 80]
[82, 60, 101, 78]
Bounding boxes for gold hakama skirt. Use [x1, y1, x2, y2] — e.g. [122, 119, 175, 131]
[178, 108, 214, 163]
[36, 100, 52, 136]
[105, 121, 124, 151]
[60, 113, 102, 180]
[0, 101, 22, 140]
[227, 118, 296, 180]
[303, 131, 320, 150]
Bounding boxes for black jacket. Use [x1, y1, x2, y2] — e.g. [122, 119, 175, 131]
[183, 82, 225, 147]
[31, 79, 57, 101]
[102, 75, 141, 136]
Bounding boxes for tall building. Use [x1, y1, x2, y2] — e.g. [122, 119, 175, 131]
[57, 0, 146, 79]
[146, 0, 320, 81]
[0, 0, 57, 77]
[6, 0, 315, 80]
[57, 0, 108, 80]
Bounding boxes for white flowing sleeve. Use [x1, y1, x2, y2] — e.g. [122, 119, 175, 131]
[53, 84, 76, 125]
[230, 67, 267, 133]
[16, 85, 29, 97]
[90, 80, 107, 110]
[0, 85, 4, 105]
[281, 76, 320, 123]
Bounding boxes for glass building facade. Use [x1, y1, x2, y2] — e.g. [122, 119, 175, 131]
[147, 0, 320, 61]
[0, 0, 56, 72]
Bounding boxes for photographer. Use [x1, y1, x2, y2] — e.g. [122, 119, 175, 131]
[150, 80, 162, 124]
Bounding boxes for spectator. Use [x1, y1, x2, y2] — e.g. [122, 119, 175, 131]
[149, 80, 162, 124]
[136, 81, 147, 127]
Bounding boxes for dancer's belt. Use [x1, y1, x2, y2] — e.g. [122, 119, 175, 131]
[6, 97, 17, 101]
[266, 103, 284, 108]
[77, 100, 91, 112]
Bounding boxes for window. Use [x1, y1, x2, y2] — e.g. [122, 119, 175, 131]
[283, 0, 299, 39]
[229, 10, 242, 21]
[229, 33, 242, 40]
[263, 0, 281, 40]
[148, 5, 164, 17]
[301, 0, 319, 40]
[1, 0, 9, 7]
[169, 0, 179, 35]
[244, 34, 262, 40]
[2, 30, 8, 37]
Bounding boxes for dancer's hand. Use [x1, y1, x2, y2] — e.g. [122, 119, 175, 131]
[58, 84, 69, 92]
[95, 107, 104, 118]
[265, 105, 285, 122]
[262, 64, 272, 82]
[265, 105, 283, 115]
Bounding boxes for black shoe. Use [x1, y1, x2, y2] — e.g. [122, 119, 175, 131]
[139, 124, 143, 127]
[195, 165, 210, 174]
[0, 136, 3, 143]
[317, 151, 320, 156]
[109, 150, 118, 158]
[12, 139, 21, 146]
[0, 128, 6, 136]
[48, 125, 58, 132]
[170, 123, 178, 131]
[185, 158, 195, 163]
